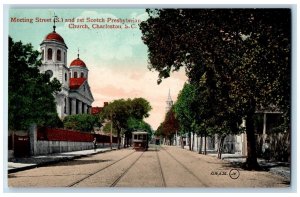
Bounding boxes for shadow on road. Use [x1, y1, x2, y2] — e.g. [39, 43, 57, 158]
[53, 159, 111, 166]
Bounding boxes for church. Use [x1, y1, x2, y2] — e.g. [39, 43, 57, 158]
[39, 24, 94, 119]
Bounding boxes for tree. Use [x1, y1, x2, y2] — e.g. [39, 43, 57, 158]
[140, 9, 290, 170]
[99, 98, 152, 149]
[63, 114, 98, 132]
[160, 107, 180, 145]
[8, 37, 62, 130]
[174, 83, 198, 150]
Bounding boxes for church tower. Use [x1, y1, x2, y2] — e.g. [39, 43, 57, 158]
[39, 18, 70, 118]
[166, 89, 173, 112]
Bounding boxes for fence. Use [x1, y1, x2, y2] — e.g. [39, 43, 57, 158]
[34, 127, 119, 155]
[7, 127, 120, 156]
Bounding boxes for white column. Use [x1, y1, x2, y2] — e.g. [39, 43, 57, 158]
[71, 98, 76, 115]
[66, 97, 70, 115]
[83, 103, 87, 114]
[78, 100, 82, 114]
[263, 113, 267, 140]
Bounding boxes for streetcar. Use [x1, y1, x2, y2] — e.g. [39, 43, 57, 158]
[132, 131, 148, 151]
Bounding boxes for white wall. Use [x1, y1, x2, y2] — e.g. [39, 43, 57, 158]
[35, 140, 94, 155]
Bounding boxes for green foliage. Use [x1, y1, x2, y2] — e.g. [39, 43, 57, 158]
[127, 117, 153, 138]
[140, 9, 290, 128]
[174, 83, 198, 135]
[8, 37, 62, 130]
[63, 114, 98, 132]
[141, 9, 290, 168]
[102, 122, 118, 135]
[99, 97, 152, 148]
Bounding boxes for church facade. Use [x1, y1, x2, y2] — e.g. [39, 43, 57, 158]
[39, 25, 94, 119]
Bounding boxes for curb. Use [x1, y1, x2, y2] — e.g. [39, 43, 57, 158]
[8, 148, 116, 174]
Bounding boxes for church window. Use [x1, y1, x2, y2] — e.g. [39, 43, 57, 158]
[65, 73, 67, 81]
[57, 49, 61, 61]
[64, 52, 66, 62]
[81, 72, 84, 78]
[47, 48, 52, 60]
[74, 72, 78, 78]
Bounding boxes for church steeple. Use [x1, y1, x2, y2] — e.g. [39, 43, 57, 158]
[166, 88, 173, 112]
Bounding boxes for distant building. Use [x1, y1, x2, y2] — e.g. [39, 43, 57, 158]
[91, 102, 108, 116]
[166, 89, 173, 112]
[39, 23, 94, 119]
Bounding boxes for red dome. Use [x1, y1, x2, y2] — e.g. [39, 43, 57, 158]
[45, 31, 65, 43]
[70, 58, 86, 67]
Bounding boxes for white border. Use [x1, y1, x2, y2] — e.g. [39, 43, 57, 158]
[1, 0, 299, 196]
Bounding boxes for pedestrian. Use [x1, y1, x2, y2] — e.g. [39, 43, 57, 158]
[93, 137, 97, 151]
[262, 138, 270, 161]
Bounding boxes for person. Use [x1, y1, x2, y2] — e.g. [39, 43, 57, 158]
[93, 137, 97, 151]
[262, 139, 270, 161]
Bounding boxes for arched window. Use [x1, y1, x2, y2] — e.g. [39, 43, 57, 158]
[42, 49, 44, 60]
[80, 72, 84, 78]
[57, 49, 61, 61]
[74, 72, 78, 78]
[64, 52, 66, 62]
[47, 48, 52, 60]
[65, 73, 67, 81]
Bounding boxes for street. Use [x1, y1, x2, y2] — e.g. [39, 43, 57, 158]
[8, 145, 288, 188]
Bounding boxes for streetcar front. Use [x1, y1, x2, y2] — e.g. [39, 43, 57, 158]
[132, 131, 148, 151]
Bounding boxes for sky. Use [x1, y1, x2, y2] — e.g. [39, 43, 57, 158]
[8, 8, 188, 130]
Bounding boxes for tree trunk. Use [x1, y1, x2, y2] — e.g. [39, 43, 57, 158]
[123, 135, 126, 148]
[244, 112, 261, 170]
[204, 132, 207, 155]
[180, 136, 184, 149]
[188, 132, 191, 151]
[117, 131, 121, 149]
[191, 132, 195, 151]
[196, 134, 199, 153]
[198, 133, 203, 154]
[217, 134, 226, 159]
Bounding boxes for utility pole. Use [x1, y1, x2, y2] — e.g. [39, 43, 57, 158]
[110, 112, 113, 150]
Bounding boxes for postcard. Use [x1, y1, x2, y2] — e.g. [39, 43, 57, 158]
[6, 6, 292, 192]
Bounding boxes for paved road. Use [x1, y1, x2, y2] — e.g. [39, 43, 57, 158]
[8, 145, 289, 188]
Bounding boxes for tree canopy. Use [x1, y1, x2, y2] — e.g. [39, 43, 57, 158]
[100, 97, 152, 149]
[140, 9, 291, 169]
[8, 36, 62, 130]
[63, 114, 98, 132]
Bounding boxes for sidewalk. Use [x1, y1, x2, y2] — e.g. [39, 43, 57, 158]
[209, 153, 291, 181]
[181, 146, 290, 181]
[8, 147, 117, 174]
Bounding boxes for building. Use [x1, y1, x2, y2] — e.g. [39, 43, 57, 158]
[166, 89, 173, 112]
[39, 24, 94, 119]
[91, 102, 108, 116]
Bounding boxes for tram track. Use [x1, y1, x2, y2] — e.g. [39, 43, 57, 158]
[67, 150, 137, 187]
[156, 145, 167, 187]
[110, 151, 145, 187]
[160, 146, 209, 187]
